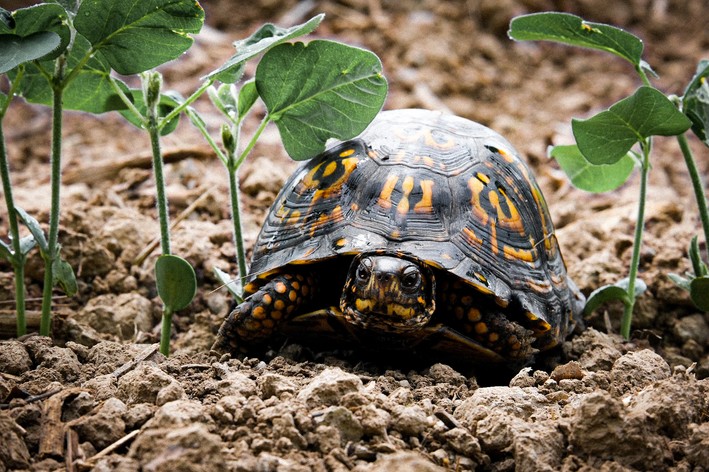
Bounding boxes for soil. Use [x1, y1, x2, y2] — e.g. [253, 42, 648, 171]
[1, 1, 708, 471]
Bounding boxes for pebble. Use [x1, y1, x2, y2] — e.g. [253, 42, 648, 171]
[0, 341, 32, 376]
[609, 349, 671, 396]
[391, 405, 430, 436]
[297, 367, 363, 407]
[316, 406, 364, 443]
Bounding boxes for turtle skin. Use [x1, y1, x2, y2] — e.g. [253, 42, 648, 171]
[213, 109, 585, 363]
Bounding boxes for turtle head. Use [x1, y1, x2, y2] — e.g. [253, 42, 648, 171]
[341, 253, 436, 331]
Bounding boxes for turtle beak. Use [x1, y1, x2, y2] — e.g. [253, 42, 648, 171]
[340, 253, 436, 331]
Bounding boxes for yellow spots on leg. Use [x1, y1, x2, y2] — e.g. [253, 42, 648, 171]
[291, 281, 301, 291]
[288, 290, 298, 302]
[271, 310, 283, 320]
[488, 332, 499, 343]
[454, 306, 464, 320]
[475, 322, 488, 335]
[467, 308, 481, 322]
[275, 282, 287, 294]
[274, 299, 285, 311]
[252, 306, 266, 320]
[262, 319, 274, 329]
[460, 295, 473, 306]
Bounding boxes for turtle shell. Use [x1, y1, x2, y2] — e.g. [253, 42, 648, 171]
[249, 109, 583, 340]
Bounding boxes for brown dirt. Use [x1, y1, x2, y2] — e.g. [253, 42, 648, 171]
[1, 1, 708, 471]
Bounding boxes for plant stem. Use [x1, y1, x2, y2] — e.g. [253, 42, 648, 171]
[228, 166, 248, 287]
[235, 115, 270, 170]
[0, 122, 27, 336]
[159, 79, 214, 130]
[40, 58, 67, 337]
[159, 306, 173, 356]
[621, 141, 651, 339]
[676, 133, 709, 262]
[147, 123, 171, 255]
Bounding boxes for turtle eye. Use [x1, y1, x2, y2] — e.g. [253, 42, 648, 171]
[356, 258, 372, 282]
[401, 266, 422, 292]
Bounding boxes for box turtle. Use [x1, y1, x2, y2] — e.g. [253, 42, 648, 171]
[213, 109, 584, 363]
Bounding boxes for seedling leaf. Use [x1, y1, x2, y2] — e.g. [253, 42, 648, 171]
[668, 273, 692, 291]
[74, 0, 204, 75]
[19, 235, 36, 255]
[584, 284, 631, 314]
[155, 254, 197, 312]
[689, 276, 709, 311]
[214, 266, 244, 303]
[52, 257, 77, 296]
[15, 207, 48, 254]
[257, 40, 387, 160]
[238, 79, 259, 121]
[573, 86, 692, 165]
[206, 14, 324, 83]
[119, 89, 183, 135]
[682, 59, 709, 146]
[583, 277, 647, 315]
[550, 144, 635, 192]
[688, 235, 708, 277]
[0, 4, 71, 64]
[208, 84, 237, 121]
[15, 35, 131, 113]
[0, 239, 12, 261]
[0, 32, 61, 74]
[508, 12, 644, 67]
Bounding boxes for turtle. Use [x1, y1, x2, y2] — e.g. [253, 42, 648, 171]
[212, 109, 585, 363]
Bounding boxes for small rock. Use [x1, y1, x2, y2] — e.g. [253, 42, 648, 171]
[358, 451, 445, 471]
[0, 341, 32, 375]
[35, 345, 82, 382]
[686, 422, 709, 468]
[571, 328, 623, 371]
[116, 362, 184, 405]
[297, 367, 363, 407]
[316, 406, 363, 443]
[258, 373, 297, 399]
[673, 314, 709, 345]
[71, 397, 127, 450]
[357, 404, 391, 437]
[609, 349, 671, 396]
[83, 374, 118, 401]
[425, 363, 467, 386]
[76, 293, 156, 340]
[145, 400, 209, 429]
[391, 405, 430, 436]
[129, 424, 226, 471]
[442, 427, 482, 458]
[0, 410, 30, 469]
[550, 361, 585, 382]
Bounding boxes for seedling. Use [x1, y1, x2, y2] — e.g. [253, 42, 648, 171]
[186, 15, 388, 300]
[0, 0, 204, 348]
[509, 12, 709, 338]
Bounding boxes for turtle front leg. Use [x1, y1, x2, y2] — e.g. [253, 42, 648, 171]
[212, 272, 317, 353]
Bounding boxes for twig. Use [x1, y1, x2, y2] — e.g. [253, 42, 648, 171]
[76, 429, 140, 467]
[111, 343, 160, 379]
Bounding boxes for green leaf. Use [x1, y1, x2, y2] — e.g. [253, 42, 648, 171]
[118, 88, 182, 135]
[155, 254, 196, 312]
[573, 86, 692, 165]
[207, 84, 237, 121]
[0, 239, 12, 261]
[508, 12, 643, 67]
[238, 79, 259, 121]
[689, 276, 709, 311]
[74, 0, 204, 75]
[52, 257, 77, 296]
[214, 266, 244, 303]
[583, 277, 647, 314]
[257, 40, 388, 160]
[0, 4, 71, 63]
[688, 235, 708, 277]
[0, 31, 61, 74]
[15, 207, 48, 254]
[15, 35, 132, 113]
[583, 284, 631, 315]
[19, 235, 36, 255]
[682, 59, 709, 146]
[206, 13, 324, 83]
[668, 272, 692, 291]
[550, 144, 635, 192]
